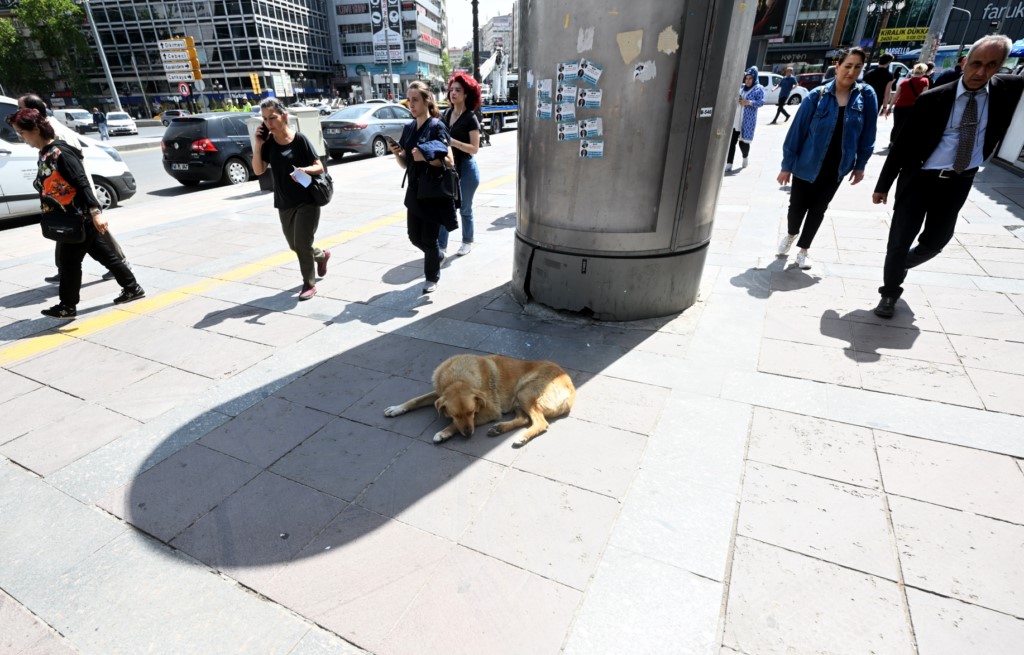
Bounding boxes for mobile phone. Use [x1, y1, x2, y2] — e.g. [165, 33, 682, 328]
[256, 123, 270, 140]
[384, 135, 399, 148]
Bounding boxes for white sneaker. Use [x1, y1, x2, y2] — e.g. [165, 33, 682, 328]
[777, 234, 798, 256]
[456, 243, 473, 256]
[742, 157, 749, 168]
[796, 252, 812, 270]
[423, 281, 437, 293]
[725, 163, 732, 172]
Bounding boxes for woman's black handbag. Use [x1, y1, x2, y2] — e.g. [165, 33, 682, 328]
[416, 163, 461, 206]
[309, 170, 334, 206]
[40, 211, 87, 243]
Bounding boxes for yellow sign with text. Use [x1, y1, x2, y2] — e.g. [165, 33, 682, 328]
[878, 27, 929, 44]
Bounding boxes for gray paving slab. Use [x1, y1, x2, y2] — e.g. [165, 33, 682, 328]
[0, 367, 41, 404]
[0, 386, 88, 447]
[889, 495, 1024, 617]
[565, 374, 671, 436]
[341, 375, 447, 439]
[269, 417, 413, 501]
[272, 359, 391, 416]
[97, 366, 214, 422]
[722, 537, 914, 655]
[355, 439, 504, 540]
[907, 587, 1024, 655]
[0, 589, 78, 655]
[563, 545, 722, 655]
[99, 442, 261, 542]
[460, 468, 621, 590]
[197, 396, 334, 467]
[966, 366, 1024, 415]
[170, 471, 348, 588]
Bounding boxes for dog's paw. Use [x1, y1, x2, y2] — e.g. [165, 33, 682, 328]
[486, 425, 503, 437]
[432, 431, 451, 443]
[512, 438, 527, 448]
[383, 405, 406, 418]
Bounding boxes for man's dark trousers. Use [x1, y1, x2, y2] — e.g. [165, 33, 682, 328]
[880, 168, 975, 298]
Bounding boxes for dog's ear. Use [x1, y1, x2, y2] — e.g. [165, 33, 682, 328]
[434, 397, 447, 418]
[473, 393, 486, 413]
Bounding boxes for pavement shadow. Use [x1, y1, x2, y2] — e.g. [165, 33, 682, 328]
[820, 307, 920, 363]
[116, 283, 675, 574]
[730, 257, 819, 299]
[487, 212, 516, 231]
[381, 260, 427, 285]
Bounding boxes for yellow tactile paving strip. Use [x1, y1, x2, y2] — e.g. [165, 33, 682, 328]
[0, 173, 516, 367]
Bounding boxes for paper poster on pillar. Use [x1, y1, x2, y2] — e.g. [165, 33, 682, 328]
[557, 61, 580, 82]
[555, 84, 577, 104]
[557, 121, 579, 141]
[555, 102, 576, 123]
[579, 139, 604, 158]
[537, 101, 553, 119]
[577, 88, 603, 109]
[579, 117, 603, 139]
[537, 79, 553, 100]
[580, 59, 604, 85]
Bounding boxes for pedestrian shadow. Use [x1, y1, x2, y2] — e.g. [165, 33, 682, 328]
[820, 306, 920, 363]
[381, 261, 429, 285]
[105, 283, 675, 583]
[487, 212, 516, 231]
[730, 257, 819, 299]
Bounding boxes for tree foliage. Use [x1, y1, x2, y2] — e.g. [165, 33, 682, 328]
[459, 50, 474, 72]
[439, 50, 453, 83]
[1, 0, 93, 96]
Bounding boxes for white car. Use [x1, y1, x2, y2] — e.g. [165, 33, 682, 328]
[52, 108, 96, 134]
[758, 72, 809, 106]
[105, 111, 138, 136]
[0, 96, 137, 223]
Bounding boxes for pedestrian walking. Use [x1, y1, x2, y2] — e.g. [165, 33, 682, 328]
[8, 109, 143, 319]
[19, 94, 131, 284]
[727, 67, 765, 172]
[885, 63, 929, 146]
[872, 35, 1024, 318]
[251, 98, 330, 301]
[92, 107, 109, 140]
[388, 81, 457, 293]
[777, 47, 878, 270]
[863, 53, 895, 114]
[439, 72, 482, 258]
[768, 67, 797, 124]
[933, 55, 966, 87]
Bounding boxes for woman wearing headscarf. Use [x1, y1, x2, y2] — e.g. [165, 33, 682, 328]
[8, 108, 143, 319]
[777, 47, 878, 270]
[388, 81, 457, 293]
[727, 67, 765, 172]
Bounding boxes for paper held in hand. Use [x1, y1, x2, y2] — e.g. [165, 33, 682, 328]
[291, 166, 312, 188]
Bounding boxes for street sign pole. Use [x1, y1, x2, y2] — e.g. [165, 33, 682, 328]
[83, 0, 122, 111]
[130, 53, 151, 117]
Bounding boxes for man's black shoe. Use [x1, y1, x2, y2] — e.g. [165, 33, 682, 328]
[44, 272, 60, 283]
[113, 285, 145, 305]
[41, 304, 76, 319]
[873, 296, 898, 318]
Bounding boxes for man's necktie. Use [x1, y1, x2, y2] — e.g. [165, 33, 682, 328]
[953, 91, 978, 173]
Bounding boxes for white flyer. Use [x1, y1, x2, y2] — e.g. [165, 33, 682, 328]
[557, 121, 580, 141]
[557, 61, 580, 82]
[537, 79, 553, 99]
[537, 101, 553, 119]
[555, 102, 577, 123]
[555, 84, 577, 104]
[579, 117, 603, 138]
[577, 88, 603, 109]
[580, 59, 604, 85]
[579, 139, 604, 158]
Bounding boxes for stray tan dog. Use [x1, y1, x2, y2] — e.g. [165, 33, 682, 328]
[384, 354, 576, 447]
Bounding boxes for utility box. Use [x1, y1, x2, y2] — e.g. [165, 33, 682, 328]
[512, 1, 757, 320]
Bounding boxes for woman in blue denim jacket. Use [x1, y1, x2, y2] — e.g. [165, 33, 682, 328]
[777, 47, 878, 270]
[388, 81, 457, 293]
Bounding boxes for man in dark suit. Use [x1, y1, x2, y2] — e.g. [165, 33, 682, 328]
[871, 35, 1024, 318]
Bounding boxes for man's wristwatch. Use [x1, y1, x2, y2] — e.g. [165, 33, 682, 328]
[89, 208, 102, 216]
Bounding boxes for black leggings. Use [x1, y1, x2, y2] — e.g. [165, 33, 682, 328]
[786, 173, 843, 250]
[407, 208, 443, 283]
[727, 130, 750, 164]
[58, 223, 137, 307]
[771, 101, 790, 122]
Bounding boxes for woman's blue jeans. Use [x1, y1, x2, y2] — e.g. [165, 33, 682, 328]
[438, 157, 480, 250]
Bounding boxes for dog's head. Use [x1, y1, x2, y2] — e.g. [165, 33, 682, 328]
[435, 387, 484, 437]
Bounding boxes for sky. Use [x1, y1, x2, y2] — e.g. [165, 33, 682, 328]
[446, 0, 515, 49]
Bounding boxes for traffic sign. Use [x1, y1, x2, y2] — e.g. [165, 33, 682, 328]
[179, 82, 191, 96]
[193, 79, 205, 92]
[166, 72, 202, 82]
[159, 37, 195, 51]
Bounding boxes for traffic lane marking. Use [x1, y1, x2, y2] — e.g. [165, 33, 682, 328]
[0, 173, 516, 368]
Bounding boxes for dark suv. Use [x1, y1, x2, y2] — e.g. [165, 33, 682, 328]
[161, 113, 254, 186]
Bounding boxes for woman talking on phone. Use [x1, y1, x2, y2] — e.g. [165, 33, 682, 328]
[388, 81, 457, 293]
[251, 98, 329, 301]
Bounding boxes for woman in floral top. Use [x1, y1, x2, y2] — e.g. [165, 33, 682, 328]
[8, 108, 143, 319]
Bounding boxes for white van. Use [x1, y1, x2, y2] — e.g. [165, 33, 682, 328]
[52, 108, 96, 134]
[0, 96, 137, 223]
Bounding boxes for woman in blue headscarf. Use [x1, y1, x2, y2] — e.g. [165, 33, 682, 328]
[727, 67, 765, 172]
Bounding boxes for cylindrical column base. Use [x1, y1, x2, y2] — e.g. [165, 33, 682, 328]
[511, 235, 708, 321]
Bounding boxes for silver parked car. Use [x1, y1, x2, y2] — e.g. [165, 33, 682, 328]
[321, 103, 413, 159]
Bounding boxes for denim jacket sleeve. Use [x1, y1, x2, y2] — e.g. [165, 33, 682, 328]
[854, 85, 878, 172]
[781, 91, 819, 172]
[416, 119, 451, 162]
